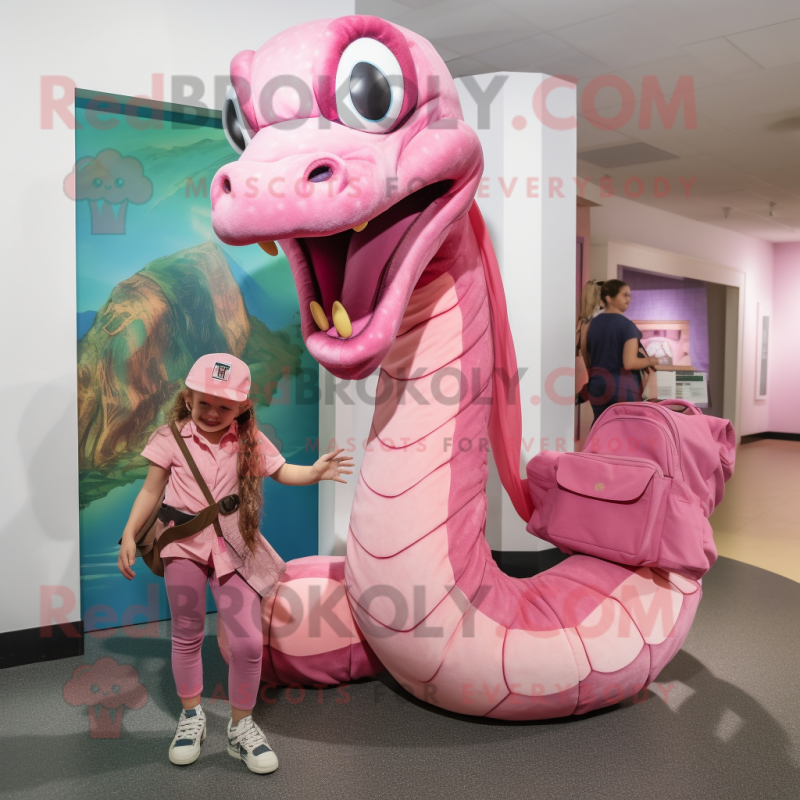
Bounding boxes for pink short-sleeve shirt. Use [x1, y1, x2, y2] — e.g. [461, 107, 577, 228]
[140, 418, 285, 572]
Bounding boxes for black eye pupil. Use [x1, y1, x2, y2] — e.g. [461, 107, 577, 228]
[349, 62, 392, 121]
[224, 97, 247, 153]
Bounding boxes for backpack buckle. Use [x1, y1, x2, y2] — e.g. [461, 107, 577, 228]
[219, 494, 240, 515]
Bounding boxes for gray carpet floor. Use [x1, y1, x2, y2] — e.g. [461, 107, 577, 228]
[1, 556, 798, 800]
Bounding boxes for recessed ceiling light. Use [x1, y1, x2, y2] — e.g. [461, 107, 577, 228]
[766, 117, 800, 133]
[578, 143, 679, 168]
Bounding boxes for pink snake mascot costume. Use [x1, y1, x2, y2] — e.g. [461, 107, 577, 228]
[210, 15, 701, 720]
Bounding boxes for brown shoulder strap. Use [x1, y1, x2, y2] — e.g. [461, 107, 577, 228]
[170, 421, 216, 505]
[168, 420, 226, 540]
[153, 504, 222, 553]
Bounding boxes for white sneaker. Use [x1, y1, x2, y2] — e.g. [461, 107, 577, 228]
[227, 716, 279, 774]
[168, 706, 206, 765]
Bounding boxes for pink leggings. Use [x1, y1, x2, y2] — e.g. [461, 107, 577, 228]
[163, 557, 262, 710]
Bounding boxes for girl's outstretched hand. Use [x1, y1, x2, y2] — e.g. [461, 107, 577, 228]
[118, 536, 137, 580]
[314, 448, 355, 483]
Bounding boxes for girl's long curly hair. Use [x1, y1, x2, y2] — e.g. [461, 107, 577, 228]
[166, 387, 263, 554]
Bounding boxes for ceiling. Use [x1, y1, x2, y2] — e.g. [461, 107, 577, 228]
[357, 0, 800, 242]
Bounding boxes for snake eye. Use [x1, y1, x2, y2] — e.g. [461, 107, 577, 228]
[222, 85, 254, 155]
[350, 62, 391, 121]
[335, 38, 405, 133]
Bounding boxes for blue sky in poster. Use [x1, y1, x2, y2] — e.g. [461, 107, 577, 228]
[75, 101, 320, 629]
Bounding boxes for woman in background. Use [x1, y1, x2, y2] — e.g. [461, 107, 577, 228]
[575, 279, 604, 410]
[577, 279, 604, 370]
[584, 279, 658, 423]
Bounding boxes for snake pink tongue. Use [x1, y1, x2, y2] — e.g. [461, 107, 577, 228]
[339, 202, 426, 320]
[324, 316, 371, 338]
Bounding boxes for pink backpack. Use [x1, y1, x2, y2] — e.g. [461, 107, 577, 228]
[526, 400, 736, 580]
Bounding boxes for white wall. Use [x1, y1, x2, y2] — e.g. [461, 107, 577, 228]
[589, 192, 774, 437]
[318, 368, 378, 557]
[457, 74, 576, 552]
[0, 0, 354, 636]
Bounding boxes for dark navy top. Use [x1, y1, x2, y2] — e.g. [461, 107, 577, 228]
[586, 313, 643, 404]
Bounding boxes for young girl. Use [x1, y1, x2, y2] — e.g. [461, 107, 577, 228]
[117, 353, 352, 774]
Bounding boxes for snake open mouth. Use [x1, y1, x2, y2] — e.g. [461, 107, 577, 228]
[279, 180, 454, 379]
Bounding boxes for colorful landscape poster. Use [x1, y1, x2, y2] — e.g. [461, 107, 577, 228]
[74, 91, 319, 631]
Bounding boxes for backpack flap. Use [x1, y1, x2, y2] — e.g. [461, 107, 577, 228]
[547, 454, 665, 562]
[555, 455, 658, 503]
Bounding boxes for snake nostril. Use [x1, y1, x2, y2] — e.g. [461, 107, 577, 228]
[308, 165, 334, 183]
[222, 178, 231, 194]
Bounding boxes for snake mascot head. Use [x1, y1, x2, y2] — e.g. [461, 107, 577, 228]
[211, 15, 702, 720]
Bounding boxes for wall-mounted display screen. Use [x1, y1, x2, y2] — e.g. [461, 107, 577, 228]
[635, 320, 692, 367]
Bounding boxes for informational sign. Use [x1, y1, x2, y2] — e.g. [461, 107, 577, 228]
[675, 371, 709, 405]
[656, 369, 676, 399]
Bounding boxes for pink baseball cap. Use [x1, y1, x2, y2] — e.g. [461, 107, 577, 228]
[185, 353, 251, 402]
